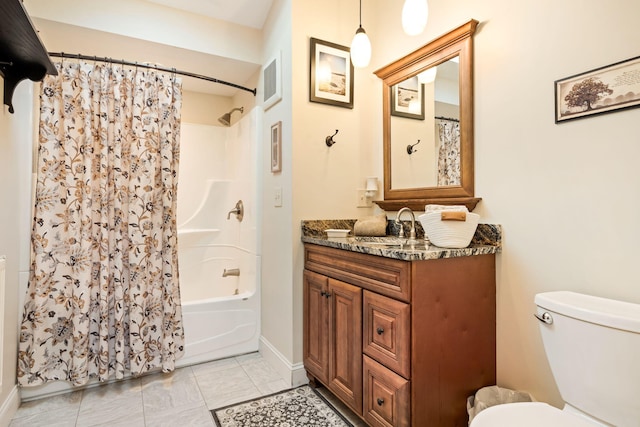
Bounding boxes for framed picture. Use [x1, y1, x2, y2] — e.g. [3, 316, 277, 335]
[555, 55, 640, 123]
[391, 76, 425, 120]
[309, 37, 354, 109]
[262, 50, 282, 111]
[270, 121, 282, 173]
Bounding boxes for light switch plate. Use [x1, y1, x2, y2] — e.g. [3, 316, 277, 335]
[274, 186, 283, 207]
[357, 189, 372, 208]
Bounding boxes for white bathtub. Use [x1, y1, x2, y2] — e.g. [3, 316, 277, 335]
[176, 233, 260, 367]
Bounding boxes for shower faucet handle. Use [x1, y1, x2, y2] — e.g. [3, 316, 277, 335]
[227, 200, 244, 222]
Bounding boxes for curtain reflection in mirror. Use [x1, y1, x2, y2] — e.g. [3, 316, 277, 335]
[437, 118, 461, 186]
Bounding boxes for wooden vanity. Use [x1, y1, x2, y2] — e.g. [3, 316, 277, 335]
[303, 242, 496, 427]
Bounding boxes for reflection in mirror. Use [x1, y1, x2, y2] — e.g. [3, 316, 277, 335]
[374, 19, 480, 211]
[390, 57, 460, 190]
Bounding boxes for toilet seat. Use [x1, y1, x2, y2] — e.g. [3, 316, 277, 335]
[471, 402, 598, 427]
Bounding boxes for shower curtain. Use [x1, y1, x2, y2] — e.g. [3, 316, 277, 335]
[437, 119, 461, 186]
[18, 61, 185, 386]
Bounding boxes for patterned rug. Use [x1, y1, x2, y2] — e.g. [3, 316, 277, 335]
[211, 385, 353, 427]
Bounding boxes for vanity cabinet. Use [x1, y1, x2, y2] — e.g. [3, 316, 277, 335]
[303, 243, 496, 427]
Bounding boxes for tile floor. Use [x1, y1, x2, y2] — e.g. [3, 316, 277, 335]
[10, 352, 367, 427]
[10, 352, 291, 427]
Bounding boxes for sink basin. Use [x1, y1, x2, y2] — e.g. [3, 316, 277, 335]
[359, 242, 402, 247]
[350, 237, 427, 250]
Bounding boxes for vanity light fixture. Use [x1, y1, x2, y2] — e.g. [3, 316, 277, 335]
[350, 0, 371, 68]
[402, 0, 428, 36]
[365, 177, 378, 198]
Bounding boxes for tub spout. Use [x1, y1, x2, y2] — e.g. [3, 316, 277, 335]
[222, 268, 240, 277]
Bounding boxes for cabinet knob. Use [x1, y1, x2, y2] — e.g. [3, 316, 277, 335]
[320, 291, 327, 297]
[376, 327, 384, 335]
[377, 397, 385, 406]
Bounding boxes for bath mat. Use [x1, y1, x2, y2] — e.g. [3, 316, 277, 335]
[211, 385, 353, 427]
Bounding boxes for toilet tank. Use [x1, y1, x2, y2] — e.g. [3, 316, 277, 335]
[535, 291, 640, 427]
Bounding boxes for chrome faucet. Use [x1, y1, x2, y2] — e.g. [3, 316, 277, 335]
[395, 207, 417, 242]
[227, 200, 244, 221]
[222, 268, 240, 277]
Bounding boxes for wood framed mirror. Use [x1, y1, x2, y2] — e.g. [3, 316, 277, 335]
[374, 19, 480, 211]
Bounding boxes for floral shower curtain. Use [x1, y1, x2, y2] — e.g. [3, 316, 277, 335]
[18, 60, 185, 386]
[436, 119, 461, 186]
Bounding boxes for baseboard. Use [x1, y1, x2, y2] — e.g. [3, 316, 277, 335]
[259, 336, 308, 388]
[0, 385, 20, 427]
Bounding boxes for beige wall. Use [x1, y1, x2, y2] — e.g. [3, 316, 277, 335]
[471, 0, 640, 405]
[287, 0, 640, 408]
[259, 0, 295, 364]
[182, 91, 231, 126]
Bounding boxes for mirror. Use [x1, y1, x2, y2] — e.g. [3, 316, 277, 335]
[374, 20, 480, 211]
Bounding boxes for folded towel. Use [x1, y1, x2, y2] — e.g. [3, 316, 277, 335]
[354, 213, 387, 236]
[424, 204, 469, 213]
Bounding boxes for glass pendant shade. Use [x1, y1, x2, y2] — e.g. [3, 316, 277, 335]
[351, 27, 371, 68]
[402, 0, 428, 36]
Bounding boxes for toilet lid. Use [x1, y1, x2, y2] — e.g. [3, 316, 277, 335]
[471, 402, 598, 427]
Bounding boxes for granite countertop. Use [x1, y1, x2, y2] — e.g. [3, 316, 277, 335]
[301, 219, 502, 261]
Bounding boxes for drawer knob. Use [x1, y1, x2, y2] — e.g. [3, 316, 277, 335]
[376, 327, 384, 335]
[377, 398, 385, 406]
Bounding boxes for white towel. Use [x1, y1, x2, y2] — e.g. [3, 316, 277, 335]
[424, 204, 469, 213]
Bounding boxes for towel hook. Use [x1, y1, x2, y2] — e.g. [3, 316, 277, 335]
[407, 139, 421, 155]
[326, 129, 339, 147]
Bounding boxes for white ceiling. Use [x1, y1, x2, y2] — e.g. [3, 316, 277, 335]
[145, 0, 274, 29]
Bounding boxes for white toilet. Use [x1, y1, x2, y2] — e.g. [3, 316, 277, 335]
[471, 291, 640, 427]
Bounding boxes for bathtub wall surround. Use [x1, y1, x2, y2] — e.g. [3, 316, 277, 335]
[177, 243, 260, 367]
[175, 115, 261, 368]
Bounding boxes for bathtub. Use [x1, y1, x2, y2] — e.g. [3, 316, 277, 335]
[176, 232, 260, 367]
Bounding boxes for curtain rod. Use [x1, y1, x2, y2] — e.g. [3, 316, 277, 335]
[435, 116, 459, 122]
[48, 52, 257, 96]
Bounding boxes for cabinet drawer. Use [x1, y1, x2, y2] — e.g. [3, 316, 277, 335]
[363, 355, 410, 427]
[363, 291, 410, 378]
[304, 244, 411, 302]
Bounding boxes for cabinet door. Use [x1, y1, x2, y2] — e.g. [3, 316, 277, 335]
[328, 278, 363, 415]
[303, 269, 329, 384]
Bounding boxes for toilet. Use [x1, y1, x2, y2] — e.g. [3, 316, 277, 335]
[471, 291, 640, 427]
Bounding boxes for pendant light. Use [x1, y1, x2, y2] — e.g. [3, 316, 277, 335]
[402, 0, 428, 36]
[350, 0, 371, 68]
